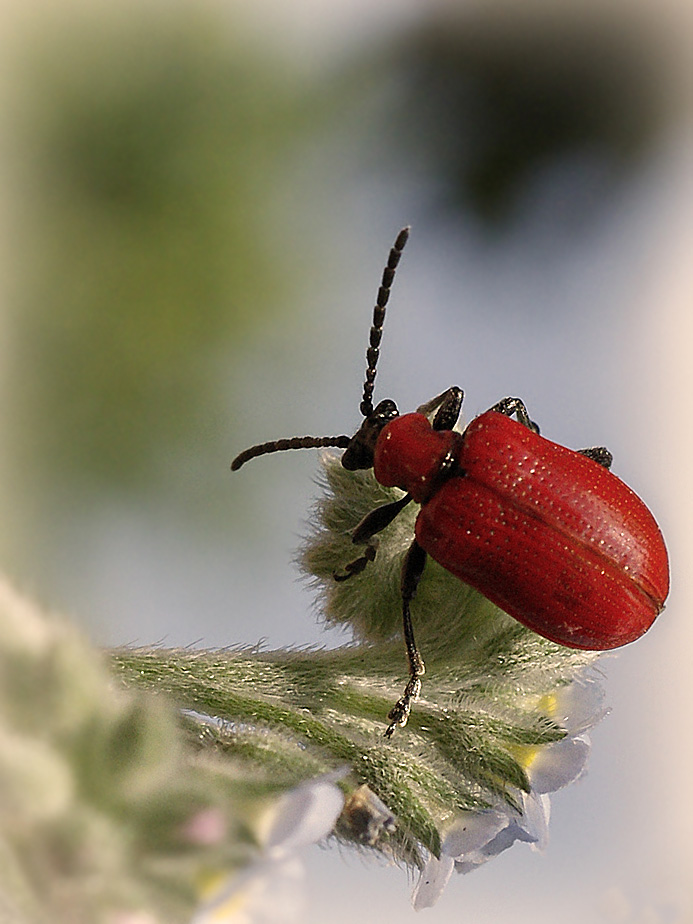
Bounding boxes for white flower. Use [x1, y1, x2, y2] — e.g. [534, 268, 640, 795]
[260, 777, 345, 852]
[413, 676, 605, 910]
[523, 733, 591, 794]
[191, 855, 305, 924]
[191, 776, 344, 924]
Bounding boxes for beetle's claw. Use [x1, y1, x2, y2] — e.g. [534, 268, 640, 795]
[384, 677, 422, 738]
[333, 543, 378, 582]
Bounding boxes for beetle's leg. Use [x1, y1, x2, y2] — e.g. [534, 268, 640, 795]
[333, 494, 412, 582]
[385, 539, 427, 738]
[578, 446, 613, 470]
[490, 397, 540, 434]
[416, 388, 452, 417]
[432, 387, 464, 432]
[416, 386, 464, 431]
[492, 399, 613, 469]
[333, 541, 378, 582]
[352, 493, 413, 543]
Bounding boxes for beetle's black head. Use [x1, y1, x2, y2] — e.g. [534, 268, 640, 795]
[341, 399, 399, 471]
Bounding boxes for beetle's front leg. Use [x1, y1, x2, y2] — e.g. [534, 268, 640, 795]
[333, 541, 379, 582]
[333, 493, 412, 582]
[417, 386, 464, 432]
[385, 539, 427, 738]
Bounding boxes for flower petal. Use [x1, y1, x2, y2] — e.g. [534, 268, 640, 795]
[182, 808, 227, 846]
[526, 734, 591, 793]
[192, 855, 304, 924]
[518, 792, 550, 851]
[441, 810, 509, 858]
[264, 778, 344, 853]
[454, 821, 528, 874]
[412, 854, 455, 910]
[452, 794, 550, 873]
[552, 679, 607, 734]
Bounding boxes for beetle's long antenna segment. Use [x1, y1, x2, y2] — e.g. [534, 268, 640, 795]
[360, 226, 410, 418]
[231, 434, 351, 471]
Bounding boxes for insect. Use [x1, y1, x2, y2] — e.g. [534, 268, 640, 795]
[232, 227, 670, 737]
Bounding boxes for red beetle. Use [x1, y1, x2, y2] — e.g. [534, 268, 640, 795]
[232, 227, 669, 736]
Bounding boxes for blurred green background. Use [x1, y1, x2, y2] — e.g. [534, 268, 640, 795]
[1, 1, 691, 922]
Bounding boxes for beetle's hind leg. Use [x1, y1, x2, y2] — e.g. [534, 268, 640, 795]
[491, 397, 614, 470]
[385, 539, 427, 738]
[491, 398, 613, 469]
[333, 493, 412, 582]
[578, 446, 613, 469]
[489, 396, 540, 433]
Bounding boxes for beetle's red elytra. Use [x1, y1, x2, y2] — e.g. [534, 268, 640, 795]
[231, 227, 670, 736]
[376, 409, 668, 651]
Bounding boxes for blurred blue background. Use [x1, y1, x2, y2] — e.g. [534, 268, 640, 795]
[1, 1, 691, 921]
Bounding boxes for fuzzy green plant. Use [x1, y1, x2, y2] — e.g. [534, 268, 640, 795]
[0, 577, 345, 924]
[114, 452, 604, 905]
[0, 452, 606, 921]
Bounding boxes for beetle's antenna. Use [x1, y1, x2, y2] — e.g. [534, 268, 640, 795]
[231, 434, 351, 471]
[359, 226, 410, 418]
[232, 228, 410, 473]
